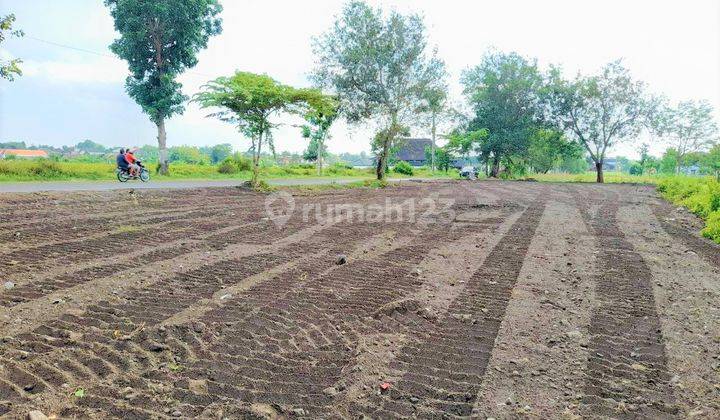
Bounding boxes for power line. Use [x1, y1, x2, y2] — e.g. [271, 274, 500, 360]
[25, 35, 115, 59]
[23, 35, 215, 79]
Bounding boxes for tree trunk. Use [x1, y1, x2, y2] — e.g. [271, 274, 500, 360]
[376, 138, 389, 181]
[157, 119, 169, 175]
[252, 154, 260, 186]
[252, 133, 262, 187]
[595, 161, 604, 183]
[490, 156, 500, 178]
[317, 140, 323, 176]
[430, 114, 436, 173]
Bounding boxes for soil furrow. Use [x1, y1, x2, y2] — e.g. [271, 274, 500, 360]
[352, 200, 546, 418]
[575, 190, 677, 418]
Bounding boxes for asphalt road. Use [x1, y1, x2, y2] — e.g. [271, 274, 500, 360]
[0, 177, 407, 193]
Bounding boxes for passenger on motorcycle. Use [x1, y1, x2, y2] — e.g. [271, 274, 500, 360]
[116, 148, 129, 173]
[124, 148, 140, 177]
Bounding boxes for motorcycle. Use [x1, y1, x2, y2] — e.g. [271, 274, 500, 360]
[459, 165, 478, 180]
[116, 160, 150, 183]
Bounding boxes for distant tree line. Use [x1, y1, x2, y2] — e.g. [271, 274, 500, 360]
[5, 1, 718, 183]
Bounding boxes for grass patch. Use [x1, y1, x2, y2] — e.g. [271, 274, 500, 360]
[241, 179, 277, 193]
[657, 176, 720, 244]
[0, 160, 459, 182]
[111, 225, 143, 234]
[286, 178, 391, 193]
[527, 171, 667, 184]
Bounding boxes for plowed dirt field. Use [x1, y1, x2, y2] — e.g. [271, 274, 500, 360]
[0, 181, 718, 419]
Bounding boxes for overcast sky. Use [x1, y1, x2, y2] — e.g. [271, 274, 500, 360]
[1, 0, 719, 159]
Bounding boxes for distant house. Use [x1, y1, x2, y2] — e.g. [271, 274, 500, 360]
[601, 158, 617, 171]
[0, 149, 49, 159]
[587, 158, 617, 171]
[395, 138, 432, 167]
[681, 164, 701, 176]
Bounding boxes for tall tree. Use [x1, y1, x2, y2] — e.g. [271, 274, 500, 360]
[462, 52, 544, 177]
[194, 71, 334, 186]
[301, 97, 339, 175]
[543, 61, 648, 182]
[105, 0, 222, 174]
[0, 14, 24, 81]
[417, 80, 453, 172]
[415, 60, 451, 173]
[652, 100, 718, 173]
[313, 0, 444, 180]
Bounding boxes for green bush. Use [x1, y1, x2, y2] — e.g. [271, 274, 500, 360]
[658, 176, 720, 244]
[325, 162, 359, 176]
[702, 211, 720, 242]
[218, 154, 252, 174]
[393, 161, 414, 176]
[29, 160, 64, 177]
[629, 162, 643, 175]
[217, 161, 238, 174]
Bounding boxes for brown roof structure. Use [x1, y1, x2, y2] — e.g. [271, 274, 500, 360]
[395, 138, 432, 164]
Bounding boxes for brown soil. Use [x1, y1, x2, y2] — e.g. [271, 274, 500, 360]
[0, 181, 718, 419]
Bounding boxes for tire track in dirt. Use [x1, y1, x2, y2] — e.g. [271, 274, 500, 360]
[619, 201, 720, 417]
[0, 189, 371, 305]
[574, 189, 677, 418]
[472, 192, 597, 418]
[0, 215, 405, 417]
[350, 200, 546, 418]
[0, 222, 241, 309]
[0, 256, 301, 418]
[0, 201, 249, 248]
[0, 208, 332, 336]
[0, 186, 432, 334]
[334, 203, 525, 417]
[98, 221, 488, 418]
[9, 223, 400, 415]
[0, 203, 255, 276]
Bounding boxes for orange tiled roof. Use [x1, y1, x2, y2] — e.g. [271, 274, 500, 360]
[0, 149, 49, 157]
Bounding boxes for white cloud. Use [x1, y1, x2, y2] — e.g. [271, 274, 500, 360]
[21, 56, 128, 84]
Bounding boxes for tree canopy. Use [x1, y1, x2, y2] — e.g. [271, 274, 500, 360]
[313, 0, 445, 179]
[195, 71, 335, 186]
[651, 99, 718, 172]
[105, 0, 222, 174]
[543, 61, 649, 182]
[462, 51, 544, 176]
[301, 97, 340, 175]
[0, 14, 23, 81]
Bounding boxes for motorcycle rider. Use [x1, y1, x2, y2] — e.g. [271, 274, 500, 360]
[116, 148, 129, 173]
[124, 147, 140, 177]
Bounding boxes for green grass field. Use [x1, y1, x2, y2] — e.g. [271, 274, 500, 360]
[526, 171, 669, 184]
[0, 159, 459, 182]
